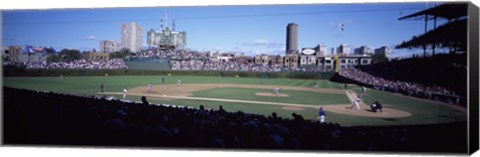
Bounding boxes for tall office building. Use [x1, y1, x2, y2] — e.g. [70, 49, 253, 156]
[354, 46, 372, 55]
[315, 43, 328, 57]
[121, 22, 144, 53]
[374, 46, 392, 58]
[286, 23, 298, 55]
[99, 40, 122, 53]
[337, 44, 351, 55]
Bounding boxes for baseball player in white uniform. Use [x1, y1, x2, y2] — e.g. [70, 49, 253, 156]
[349, 96, 361, 110]
[123, 87, 128, 99]
[147, 83, 152, 92]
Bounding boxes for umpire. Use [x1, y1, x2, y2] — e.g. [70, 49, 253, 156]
[370, 101, 383, 113]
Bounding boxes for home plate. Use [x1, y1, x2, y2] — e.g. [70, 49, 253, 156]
[163, 95, 167, 97]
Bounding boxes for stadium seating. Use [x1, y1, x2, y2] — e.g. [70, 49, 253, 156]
[338, 53, 467, 105]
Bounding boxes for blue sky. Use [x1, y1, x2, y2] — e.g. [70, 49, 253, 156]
[2, 2, 448, 57]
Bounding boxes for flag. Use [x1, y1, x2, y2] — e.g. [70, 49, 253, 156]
[23, 45, 30, 53]
[33, 47, 45, 53]
[23, 45, 35, 54]
[51, 47, 58, 54]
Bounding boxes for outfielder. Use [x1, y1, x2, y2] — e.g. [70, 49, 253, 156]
[177, 79, 181, 86]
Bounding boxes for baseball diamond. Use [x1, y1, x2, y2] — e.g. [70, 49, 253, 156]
[2, 2, 474, 153]
[3, 75, 466, 126]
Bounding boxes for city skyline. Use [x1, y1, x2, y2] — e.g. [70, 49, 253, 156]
[2, 2, 448, 58]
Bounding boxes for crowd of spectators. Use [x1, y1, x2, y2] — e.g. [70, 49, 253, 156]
[151, 48, 332, 73]
[146, 48, 207, 60]
[170, 60, 281, 72]
[4, 87, 466, 152]
[23, 58, 127, 69]
[170, 60, 329, 73]
[290, 65, 331, 73]
[340, 68, 455, 97]
[338, 54, 466, 105]
[170, 60, 205, 71]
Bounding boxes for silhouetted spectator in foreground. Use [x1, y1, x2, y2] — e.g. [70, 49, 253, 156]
[141, 96, 149, 105]
[218, 105, 226, 114]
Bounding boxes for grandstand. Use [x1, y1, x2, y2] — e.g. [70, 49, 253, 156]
[333, 53, 466, 106]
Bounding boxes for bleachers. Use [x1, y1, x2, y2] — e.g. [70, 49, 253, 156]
[337, 53, 467, 105]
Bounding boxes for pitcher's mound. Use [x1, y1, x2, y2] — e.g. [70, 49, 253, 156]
[255, 92, 289, 97]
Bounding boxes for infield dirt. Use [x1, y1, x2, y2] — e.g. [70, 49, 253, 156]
[104, 84, 413, 118]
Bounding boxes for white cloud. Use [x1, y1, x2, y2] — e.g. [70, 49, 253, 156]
[85, 35, 99, 41]
[242, 39, 284, 48]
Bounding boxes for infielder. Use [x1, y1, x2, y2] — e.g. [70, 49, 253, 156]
[177, 79, 181, 86]
[273, 88, 280, 95]
[147, 83, 152, 92]
[123, 87, 128, 99]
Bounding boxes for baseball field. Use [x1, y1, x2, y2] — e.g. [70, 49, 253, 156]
[2, 75, 467, 126]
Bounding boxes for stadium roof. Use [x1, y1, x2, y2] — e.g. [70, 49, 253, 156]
[398, 3, 467, 21]
[396, 19, 467, 50]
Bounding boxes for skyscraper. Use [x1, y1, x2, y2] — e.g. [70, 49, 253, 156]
[286, 23, 298, 55]
[354, 46, 372, 55]
[121, 22, 144, 53]
[337, 44, 351, 55]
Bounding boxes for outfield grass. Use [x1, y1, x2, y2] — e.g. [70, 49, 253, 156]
[2, 75, 467, 126]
